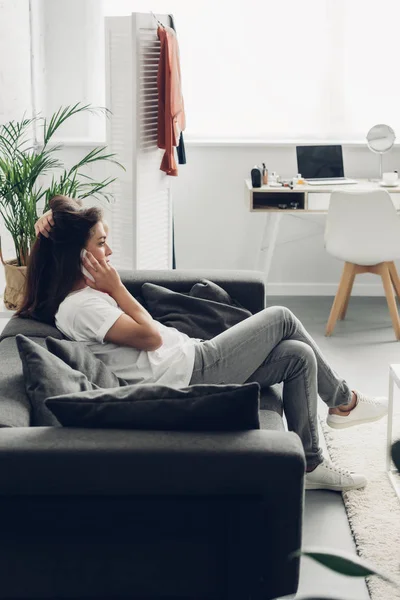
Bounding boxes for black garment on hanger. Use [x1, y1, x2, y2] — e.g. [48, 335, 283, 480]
[171, 218, 176, 269]
[168, 14, 185, 269]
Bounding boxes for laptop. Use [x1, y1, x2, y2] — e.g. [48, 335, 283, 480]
[296, 145, 357, 185]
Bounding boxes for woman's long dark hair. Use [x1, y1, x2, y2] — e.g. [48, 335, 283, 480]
[16, 195, 103, 324]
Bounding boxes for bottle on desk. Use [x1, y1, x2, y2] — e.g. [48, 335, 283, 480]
[262, 163, 268, 185]
[269, 171, 278, 184]
[297, 173, 305, 185]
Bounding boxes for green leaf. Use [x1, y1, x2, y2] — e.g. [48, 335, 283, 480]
[68, 146, 125, 173]
[43, 103, 110, 145]
[290, 548, 399, 587]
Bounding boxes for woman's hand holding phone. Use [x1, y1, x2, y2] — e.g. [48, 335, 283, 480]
[81, 250, 122, 296]
[82, 251, 161, 348]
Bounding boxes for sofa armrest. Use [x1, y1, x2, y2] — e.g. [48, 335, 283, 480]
[119, 269, 266, 314]
[0, 427, 304, 600]
[0, 427, 304, 496]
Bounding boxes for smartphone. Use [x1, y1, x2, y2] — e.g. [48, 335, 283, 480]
[80, 249, 95, 282]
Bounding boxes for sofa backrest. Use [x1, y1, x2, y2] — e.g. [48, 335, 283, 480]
[1, 270, 265, 344]
[0, 270, 266, 427]
[118, 269, 266, 315]
[0, 316, 63, 342]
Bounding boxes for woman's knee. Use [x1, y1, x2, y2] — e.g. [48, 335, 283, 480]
[283, 339, 317, 370]
[265, 305, 296, 323]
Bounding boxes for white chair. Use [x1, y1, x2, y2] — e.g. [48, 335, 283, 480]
[324, 189, 400, 339]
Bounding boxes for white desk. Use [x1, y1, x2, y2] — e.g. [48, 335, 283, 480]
[245, 178, 400, 285]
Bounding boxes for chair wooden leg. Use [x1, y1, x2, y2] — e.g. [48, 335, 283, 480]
[326, 262, 356, 336]
[338, 265, 356, 320]
[378, 263, 400, 340]
[388, 262, 400, 302]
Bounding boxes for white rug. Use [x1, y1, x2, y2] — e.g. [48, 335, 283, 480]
[320, 416, 400, 600]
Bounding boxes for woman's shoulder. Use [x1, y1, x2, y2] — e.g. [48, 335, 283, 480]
[59, 287, 117, 311]
[67, 286, 108, 299]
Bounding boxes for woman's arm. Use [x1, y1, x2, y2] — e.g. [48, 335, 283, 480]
[106, 286, 162, 351]
[82, 252, 163, 351]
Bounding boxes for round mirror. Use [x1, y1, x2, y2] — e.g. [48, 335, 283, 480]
[366, 124, 396, 180]
[367, 124, 396, 153]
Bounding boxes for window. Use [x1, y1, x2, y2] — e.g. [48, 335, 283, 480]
[104, 0, 400, 141]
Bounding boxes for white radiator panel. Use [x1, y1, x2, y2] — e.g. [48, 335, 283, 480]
[105, 19, 135, 270]
[137, 187, 172, 269]
[105, 12, 172, 271]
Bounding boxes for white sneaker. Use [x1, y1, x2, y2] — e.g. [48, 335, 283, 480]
[305, 459, 367, 491]
[326, 390, 388, 430]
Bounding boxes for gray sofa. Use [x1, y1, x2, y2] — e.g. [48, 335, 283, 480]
[0, 269, 305, 600]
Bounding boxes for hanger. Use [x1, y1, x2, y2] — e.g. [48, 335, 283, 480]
[150, 11, 164, 28]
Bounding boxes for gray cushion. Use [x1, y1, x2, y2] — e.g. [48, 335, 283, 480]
[45, 382, 261, 431]
[189, 280, 249, 306]
[45, 337, 128, 388]
[1, 316, 63, 341]
[141, 280, 252, 340]
[119, 269, 266, 315]
[16, 335, 96, 426]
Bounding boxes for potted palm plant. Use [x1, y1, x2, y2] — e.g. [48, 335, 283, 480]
[0, 103, 123, 309]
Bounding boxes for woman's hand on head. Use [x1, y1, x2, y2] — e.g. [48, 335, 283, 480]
[82, 251, 123, 296]
[34, 210, 55, 238]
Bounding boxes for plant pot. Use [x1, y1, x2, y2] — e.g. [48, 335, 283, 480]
[3, 260, 27, 310]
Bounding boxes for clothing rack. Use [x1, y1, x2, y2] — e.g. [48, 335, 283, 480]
[105, 12, 173, 270]
[150, 11, 165, 28]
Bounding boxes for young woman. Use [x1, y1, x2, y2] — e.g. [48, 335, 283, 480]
[20, 195, 387, 492]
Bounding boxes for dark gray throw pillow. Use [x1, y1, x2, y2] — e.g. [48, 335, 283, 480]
[16, 334, 96, 426]
[141, 279, 252, 340]
[45, 337, 128, 388]
[45, 382, 261, 431]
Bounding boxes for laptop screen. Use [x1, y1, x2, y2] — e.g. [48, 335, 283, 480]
[296, 145, 345, 179]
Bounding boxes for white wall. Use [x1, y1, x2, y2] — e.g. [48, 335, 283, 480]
[0, 0, 32, 123]
[1, 0, 399, 297]
[42, 0, 106, 141]
[0, 0, 33, 294]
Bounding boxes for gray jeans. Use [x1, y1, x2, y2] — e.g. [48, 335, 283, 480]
[189, 306, 352, 469]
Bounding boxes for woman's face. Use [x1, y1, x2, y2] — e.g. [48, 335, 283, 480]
[85, 220, 112, 263]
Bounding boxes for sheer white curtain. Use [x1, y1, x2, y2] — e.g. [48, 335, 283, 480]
[104, 0, 400, 141]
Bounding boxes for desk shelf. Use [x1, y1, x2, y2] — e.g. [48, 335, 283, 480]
[253, 190, 305, 211]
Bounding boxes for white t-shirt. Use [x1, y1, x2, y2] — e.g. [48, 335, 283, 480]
[55, 287, 200, 387]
